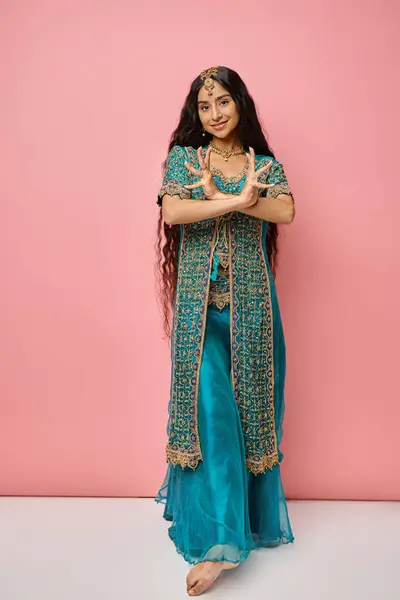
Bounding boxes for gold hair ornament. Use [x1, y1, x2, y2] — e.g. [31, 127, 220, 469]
[199, 66, 220, 95]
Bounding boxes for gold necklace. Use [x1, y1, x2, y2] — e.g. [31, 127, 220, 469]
[209, 139, 246, 162]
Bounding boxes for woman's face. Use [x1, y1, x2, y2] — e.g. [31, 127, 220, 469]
[197, 79, 240, 139]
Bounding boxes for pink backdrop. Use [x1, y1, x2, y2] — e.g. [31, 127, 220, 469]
[0, 0, 399, 500]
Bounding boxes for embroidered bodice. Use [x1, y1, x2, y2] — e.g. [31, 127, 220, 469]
[157, 144, 292, 311]
[207, 162, 250, 310]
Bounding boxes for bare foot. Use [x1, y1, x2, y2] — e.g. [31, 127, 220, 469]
[186, 560, 240, 596]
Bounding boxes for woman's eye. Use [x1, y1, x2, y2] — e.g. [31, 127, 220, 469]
[201, 99, 229, 112]
[200, 100, 229, 111]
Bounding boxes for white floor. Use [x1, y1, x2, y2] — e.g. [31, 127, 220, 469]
[0, 498, 399, 600]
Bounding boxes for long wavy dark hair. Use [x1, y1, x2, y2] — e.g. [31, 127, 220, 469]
[155, 66, 279, 340]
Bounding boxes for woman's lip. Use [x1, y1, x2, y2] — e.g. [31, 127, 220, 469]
[212, 122, 228, 129]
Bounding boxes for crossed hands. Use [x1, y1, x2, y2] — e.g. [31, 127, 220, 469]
[182, 146, 276, 208]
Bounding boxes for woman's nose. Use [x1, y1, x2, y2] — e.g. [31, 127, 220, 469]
[211, 105, 222, 121]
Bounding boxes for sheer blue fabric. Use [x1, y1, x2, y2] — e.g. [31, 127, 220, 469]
[155, 303, 294, 565]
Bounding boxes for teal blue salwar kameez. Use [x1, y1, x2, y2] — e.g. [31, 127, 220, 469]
[155, 145, 294, 565]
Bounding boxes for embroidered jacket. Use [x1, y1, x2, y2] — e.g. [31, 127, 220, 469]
[157, 145, 293, 475]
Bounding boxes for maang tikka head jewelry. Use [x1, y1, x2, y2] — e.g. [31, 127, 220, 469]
[199, 66, 220, 96]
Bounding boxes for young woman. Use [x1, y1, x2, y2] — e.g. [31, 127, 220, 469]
[154, 66, 295, 596]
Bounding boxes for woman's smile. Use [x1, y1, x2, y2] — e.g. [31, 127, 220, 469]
[212, 121, 228, 130]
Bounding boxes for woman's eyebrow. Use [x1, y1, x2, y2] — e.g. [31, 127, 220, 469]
[197, 94, 231, 105]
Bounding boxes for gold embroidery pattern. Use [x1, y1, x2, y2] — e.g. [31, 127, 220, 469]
[258, 159, 293, 200]
[208, 215, 231, 310]
[214, 217, 230, 268]
[267, 182, 292, 198]
[210, 158, 249, 184]
[208, 263, 230, 310]
[157, 146, 192, 206]
[159, 181, 191, 200]
[208, 289, 230, 310]
[229, 212, 279, 475]
[166, 218, 217, 470]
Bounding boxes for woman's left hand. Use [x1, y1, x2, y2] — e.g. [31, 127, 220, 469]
[239, 147, 276, 204]
[182, 146, 220, 200]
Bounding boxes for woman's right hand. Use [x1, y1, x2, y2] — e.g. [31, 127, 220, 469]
[182, 147, 220, 200]
[236, 181, 259, 208]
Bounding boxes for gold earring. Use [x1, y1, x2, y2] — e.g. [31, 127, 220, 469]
[202, 128, 206, 137]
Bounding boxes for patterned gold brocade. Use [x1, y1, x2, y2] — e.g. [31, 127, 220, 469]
[159, 181, 191, 201]
[158, 145, 293, 476]
[208, 264, 230, 310]
[208, 216, 231, 310]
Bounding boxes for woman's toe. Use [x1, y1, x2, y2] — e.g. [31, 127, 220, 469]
[187, 579, 208, 596]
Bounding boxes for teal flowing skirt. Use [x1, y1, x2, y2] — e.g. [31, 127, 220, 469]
[155, 302, 294, 565]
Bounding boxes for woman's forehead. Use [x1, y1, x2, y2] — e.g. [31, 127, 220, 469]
[197, 80, 230, 103]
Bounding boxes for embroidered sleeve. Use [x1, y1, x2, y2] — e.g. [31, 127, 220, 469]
[260, 159, 294, 200]
[157, 145, 191, 206]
